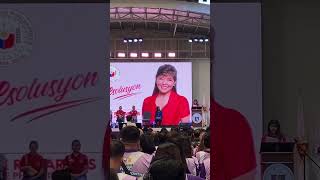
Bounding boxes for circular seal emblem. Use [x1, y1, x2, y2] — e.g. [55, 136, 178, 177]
[110, 66, 120, 82]
[263, 164, 294, 180]
[192, 113, 202, 124]
[0, 10, 33, 65]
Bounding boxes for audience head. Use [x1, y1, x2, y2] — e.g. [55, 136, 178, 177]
[120, 126, 140, 143]
[157, 132, 167, 145]
[140, 134, 156, 155]
[29, 140, 39, 153]
[203, 132, 210, 149]
[146, 159, 186, 180]
[110, 168, 119, 180]
[179, 136, 193, 158]
[152, 143, 182, 163]
[132, 106, 135, 110]
[71, 139, 81, 153]
[160, 128, 168, 134]
[110, 140, 125, 170]
[119, 106, 122, 110]
[167, 136, 190, 174]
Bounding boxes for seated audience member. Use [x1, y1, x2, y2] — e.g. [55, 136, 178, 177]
[194, 130, 206, 155]
[180, 136, 199, 176]
[0, 154, 7, 180]
[262, 120, 286, 143]
[20, 141, 45, 180]
[140, 134, 156, 155]
[150, 143, 203, 180]
[110, 140, 136, 180]
[196, 132, 210, 180]
[110, 169, 120, 180]
[64, 140, 88, 180]
[144, 159, 186, 180]
[120, 126, 153, 176]
[192, 129, 204, 147]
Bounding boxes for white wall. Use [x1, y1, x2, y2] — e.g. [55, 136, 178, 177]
[192, 60, 211, 107]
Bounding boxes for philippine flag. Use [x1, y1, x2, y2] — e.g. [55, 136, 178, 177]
[0, 33, 15, 49]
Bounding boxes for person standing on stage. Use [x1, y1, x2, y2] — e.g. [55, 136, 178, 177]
[20, 141, 45, 180]
[64, 140, 88, 180]
[155, 107, 162, 127]
[116, 106, 126, 124]
[128, 106, 138, 123]
[192, 99, 200, 108]
[262, 120, 286, 143]
[142, 64, 190, 126]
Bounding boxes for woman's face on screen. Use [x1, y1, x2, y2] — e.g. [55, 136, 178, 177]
[156, 74, 176, 94]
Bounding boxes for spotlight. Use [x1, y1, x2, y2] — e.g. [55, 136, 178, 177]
[128, 39, 133, 43]
[154, 53, 162, 58]
[188, 39, 193, 43]
[123, 39, 128, 43]
[205, 38, 209, 42]
[141, 52, 149, 57]
[194, 38, 198, 42]
[117, 52, 126, 58]
[133, 39, 138, 43]
[138, 38, 143, 42]
[130, 52, 138, 58]
[199, 39, 204, 42]
[168, 52, 176, 58]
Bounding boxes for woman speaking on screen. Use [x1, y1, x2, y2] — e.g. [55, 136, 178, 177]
[142, 64, 190, 126]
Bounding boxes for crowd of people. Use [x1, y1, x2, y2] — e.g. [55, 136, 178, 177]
[110, 125, 210, 180]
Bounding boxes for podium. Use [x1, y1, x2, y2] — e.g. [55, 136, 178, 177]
[191, 107, 203, 127]
[260, 143, 295, 180]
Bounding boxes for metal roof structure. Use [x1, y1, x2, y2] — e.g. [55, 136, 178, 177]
[110, 6, 210, 37]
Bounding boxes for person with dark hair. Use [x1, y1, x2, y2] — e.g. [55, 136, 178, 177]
[145, 159, 186, 180]
[157, 132, 167, 145]
[110, 140, 136, 180]
[142, 64, 190, 126]
[262, 120, 286, 143]
[154, 107, 162, 127]
[150, 142, 203, 180]
[196, 132, 210, 180]
[180, 136, 199, 176]
[128, 106, 138, 123]
[63, 140, 88, 180]
[20, 141, 45, 180]
[140, 134, 156, 155]
[120, 126, 153, 177]
[116, 106, 126, 125]
[0, 154, 7, 180]
[110, 169, 119, 180]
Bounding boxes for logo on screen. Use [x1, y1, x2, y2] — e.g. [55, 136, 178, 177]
[110, 66, 120, 82]
[0, 10, 33, 65]
[192, 113, 202, 124]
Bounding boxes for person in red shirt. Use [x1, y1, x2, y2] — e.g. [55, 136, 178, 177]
[142, 64, 190, 126]
[20, 141, 45, 180]
[64, 140, 88, 180]
[211, 100, 257, 180]
[128, 106, 138, 123]
[116, 106, 126, 123]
